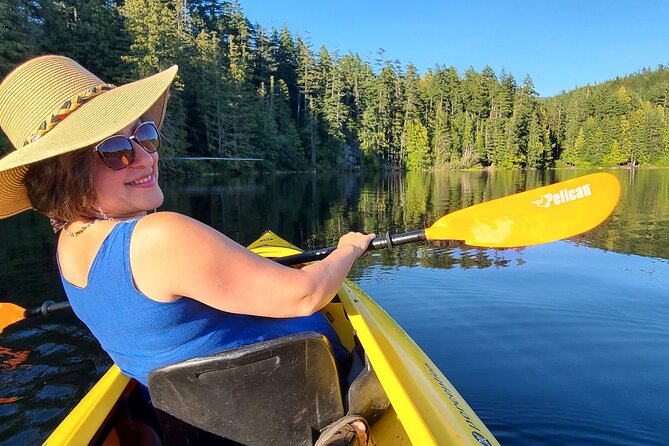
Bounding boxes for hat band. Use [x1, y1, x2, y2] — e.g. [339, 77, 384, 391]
[22, 83, 116, 147]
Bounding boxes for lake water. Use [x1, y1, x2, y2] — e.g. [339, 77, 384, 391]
[1, 168, 668, 445]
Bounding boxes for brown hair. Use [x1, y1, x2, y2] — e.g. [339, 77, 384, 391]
[23, 148, 98, 222]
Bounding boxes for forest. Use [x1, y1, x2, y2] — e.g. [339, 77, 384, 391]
[1, 0, 668, 170]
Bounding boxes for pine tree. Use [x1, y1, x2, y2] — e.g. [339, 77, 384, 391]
[272, 78, 305, 168]
[189, 0, 226, 33]
[192, 28, 224, 155]
[619, 116, 633, 165]
[54, 0, 131, 83]
[403, 63, 422, 123]
[498, 70, 516, 119]
[613, 86, 632, 116]
[253, 26, 278, 87]
[273, 25, 299, 118]
[315, 46, 347, 166]
[296, 35, 318, 166]
[405, 119, 431, 170]
[527, 108, 552, 168]
[509, 74, 538, 167]
[224, 0, 253, 84]
[629, 108, 648, 165]
[602, 139, 626, 166]
[0, 0, 40, 78]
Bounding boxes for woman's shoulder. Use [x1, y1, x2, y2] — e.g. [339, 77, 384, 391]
[137, 210, 195, 226]
[128, 212, 219, 301]
[134, 211, 202, 238]
[132, 211, 221, 253]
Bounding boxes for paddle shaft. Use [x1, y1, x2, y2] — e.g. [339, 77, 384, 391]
[274, 230, 426, 265]
[24, 300, 72, 319]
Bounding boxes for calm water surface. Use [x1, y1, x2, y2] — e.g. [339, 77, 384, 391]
[1, 168, 668, 445]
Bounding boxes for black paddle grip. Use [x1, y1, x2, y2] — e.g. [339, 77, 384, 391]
[370, 230, 426, 250]
[274, 230, 427, 266]
[24, 300, 72, 319]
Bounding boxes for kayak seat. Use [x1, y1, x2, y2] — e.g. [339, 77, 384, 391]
[148, 332, 345, 446]
[345, 343, 390, 425]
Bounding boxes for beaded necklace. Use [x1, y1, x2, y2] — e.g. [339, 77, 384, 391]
[64, 219, 101, 237]
[52, 208, 147, 238]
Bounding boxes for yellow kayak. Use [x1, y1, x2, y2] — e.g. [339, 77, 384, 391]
[44, 231, 499, 446]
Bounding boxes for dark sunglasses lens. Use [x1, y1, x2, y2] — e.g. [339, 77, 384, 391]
[135, 122, 160, 153]
[97, 136, 134, 170]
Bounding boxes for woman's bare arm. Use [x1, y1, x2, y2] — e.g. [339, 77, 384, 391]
[128, 212, 374, 318]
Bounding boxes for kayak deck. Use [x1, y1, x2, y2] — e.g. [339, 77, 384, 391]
[44, 231, 499, 446]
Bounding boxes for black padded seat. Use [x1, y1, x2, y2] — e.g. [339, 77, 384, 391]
[148, 332, 345, 446]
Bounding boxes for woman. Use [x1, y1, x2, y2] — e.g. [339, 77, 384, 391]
[0, 56, 372, 444]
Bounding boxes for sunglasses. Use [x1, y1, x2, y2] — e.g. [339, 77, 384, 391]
[94, 121, 161, 170]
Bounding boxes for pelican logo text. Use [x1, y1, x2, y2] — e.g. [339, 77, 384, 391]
[531, 184, 592, 208]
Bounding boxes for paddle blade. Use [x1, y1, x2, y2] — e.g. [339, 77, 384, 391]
[0, 303, 26, 333]
[425, 173, 620, 248]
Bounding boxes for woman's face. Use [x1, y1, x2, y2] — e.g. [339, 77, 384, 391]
[93, 120, 164, 218]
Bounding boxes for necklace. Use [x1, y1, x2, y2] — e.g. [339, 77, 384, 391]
[59, 208, 148, 238]
[64, 219, 100, 237]
[63, 213, 146, 237]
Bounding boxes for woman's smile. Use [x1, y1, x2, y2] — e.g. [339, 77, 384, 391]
[126, 174, 156, 187]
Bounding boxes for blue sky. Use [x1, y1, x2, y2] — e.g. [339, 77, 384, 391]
[241, 1, 669, 97]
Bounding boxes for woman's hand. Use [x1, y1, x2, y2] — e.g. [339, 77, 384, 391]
[337, 232, 376, 258]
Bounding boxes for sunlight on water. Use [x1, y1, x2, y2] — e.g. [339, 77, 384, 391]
[353, 242, 669, 445]
[1, 168, 668, 445]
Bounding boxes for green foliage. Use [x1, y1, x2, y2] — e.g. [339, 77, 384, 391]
[404, 119, 430, 170]
[0, 0, 40, 78]
[545, 66, 669, 167]
[3, 1, 668, 171]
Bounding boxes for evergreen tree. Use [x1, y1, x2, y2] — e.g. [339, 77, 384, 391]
[272, 78, 306, 168]
[192, 28, 225, 155]
[273, 25, 299, 118]
[253, 26, 278, 87]
[224, 0, 253, 84]
[296, 35, 318, 166]
[497, 70, 516, 119]
[527, 107, 552, 168]
[67, 0, 132, 83]
[189, 0, 226, 33]
[0, 0, 40, 78]
[405, 119, 431, 170]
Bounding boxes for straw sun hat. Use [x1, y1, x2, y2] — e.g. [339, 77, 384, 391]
[0, 55, 178, 219]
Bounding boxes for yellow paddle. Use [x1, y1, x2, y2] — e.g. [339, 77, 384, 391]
[0, 172, 620, 332]
[275, 172, 620, 264]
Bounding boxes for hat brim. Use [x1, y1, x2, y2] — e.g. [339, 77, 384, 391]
[0, 65, 178, 218]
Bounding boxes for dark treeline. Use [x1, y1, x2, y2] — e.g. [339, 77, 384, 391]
[2, 0, 668, 170]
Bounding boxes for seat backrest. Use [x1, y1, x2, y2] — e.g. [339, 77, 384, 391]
[148, 332, 345, 446]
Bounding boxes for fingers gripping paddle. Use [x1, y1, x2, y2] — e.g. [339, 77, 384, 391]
[275, 172, 620, 265]
[1, 173, 620, 331]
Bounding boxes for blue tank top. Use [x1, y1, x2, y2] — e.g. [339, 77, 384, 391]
[59, 219, 349, 386]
